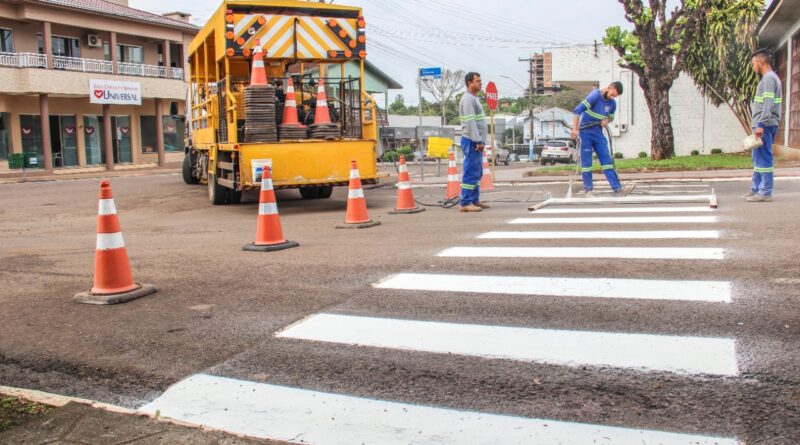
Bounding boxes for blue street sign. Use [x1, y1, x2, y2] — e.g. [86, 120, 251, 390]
[419, 67, 442, 79]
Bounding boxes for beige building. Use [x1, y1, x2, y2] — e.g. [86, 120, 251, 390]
[0, 0, 197, 176]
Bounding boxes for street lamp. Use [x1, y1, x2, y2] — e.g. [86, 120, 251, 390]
[501, 74, 533, 160]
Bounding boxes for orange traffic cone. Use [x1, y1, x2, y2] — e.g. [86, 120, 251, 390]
[480, 151, 495, 191]
[336, 160, 381, 229]
[445, 151, 460, 200]
[281, 78, 305, 128]
[313, 79, 332, 125]
[250, 41, 268, 86]
[73, 180, 156, 305]
[389, 155, 425, 214]
[243, 166, 299, 252]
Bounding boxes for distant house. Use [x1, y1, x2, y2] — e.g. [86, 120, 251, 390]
[756, 0, 800, 158]
[522, 107, 573, 142]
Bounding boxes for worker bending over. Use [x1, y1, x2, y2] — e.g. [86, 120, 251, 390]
[570, 82, 628, 197]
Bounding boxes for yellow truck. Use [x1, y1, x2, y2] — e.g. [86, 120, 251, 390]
[183, 0, 380, 204]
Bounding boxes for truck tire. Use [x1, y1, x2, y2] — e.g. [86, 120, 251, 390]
[228, 189, 242, 204]
[299, 187, 321, 199]
[208, 173, 228, 205]
[317, 185, 334, 199]
[182, 152, 199, 184]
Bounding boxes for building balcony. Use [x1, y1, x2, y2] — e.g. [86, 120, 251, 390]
[0, 52, 184, 80]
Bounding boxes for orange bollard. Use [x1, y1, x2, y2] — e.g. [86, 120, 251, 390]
[445, 151, 460, 201]
[389, 155, 425, 214]
[249, 41, 268, 86]
[312, 79, 332, 125]
[280, 78, 305, 128]
[480, 150, 495, 191]
[74, 180, 156, 305]
[336, 160, 381, 229]
[244, 166, 299, 252]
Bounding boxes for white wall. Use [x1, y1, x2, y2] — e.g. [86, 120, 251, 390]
[388, 115, 442, 128]
[549, 44, 747, 158]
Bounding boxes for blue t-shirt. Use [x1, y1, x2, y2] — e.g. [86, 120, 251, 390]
[573, 89, 616, 132]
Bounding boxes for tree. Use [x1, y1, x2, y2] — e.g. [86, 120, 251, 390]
[388, 95, 408, 114]
[421, 69, 466, 126]
[604, 0, 710, 160]
[684, 0, 762, 134]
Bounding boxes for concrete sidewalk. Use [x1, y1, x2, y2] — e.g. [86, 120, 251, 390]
[0, 401, 288, 445]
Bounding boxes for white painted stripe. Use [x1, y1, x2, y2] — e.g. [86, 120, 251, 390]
[295, 24, 327, 56]
[317, 99, 328, 107]
[483, 168, 491, 174]
[258, 203, 278, 215]
[269, 22, 295, 58]
[438, 247, 725, 260]
[447, 175, 459, 181]
[285, 99, 296, 107]
[277, 314, 739, 376]
[534, 206, 714, 214]
[261, 179, 273, 190]
[374, 273, 731, 303]
[478, 230, 721, 239]
[296, 40, 312, 59]
[309, 18, 343, 50]
[398, 164, 407, 173]
[397, 182, 411, 190]
[510, 216, 718, 224]
[449, 161, 456, 167]
[96, 232, 125, 250]
[349, 169, 360, 179]
[348, 188, 365, 199]
[98, 199, 117, 216]
[140, 374, 739, 445]
[252, 60, 264, 68]
[338, 19, 357, 39]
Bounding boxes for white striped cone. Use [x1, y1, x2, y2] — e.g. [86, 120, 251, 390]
[343, 160, 373, 224]
[394, 156, 422, 212]
[480, 151, 494, 191]
[91, 180, 138, 295]
[253, 168, 288, 245]
[445, 152, 460, 200]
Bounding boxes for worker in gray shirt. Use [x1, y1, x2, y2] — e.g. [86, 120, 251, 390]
[458, 72, 489, 212]
[746, 48, 783, 202]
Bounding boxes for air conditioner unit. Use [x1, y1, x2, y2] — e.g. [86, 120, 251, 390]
[86, 34, 103, 48]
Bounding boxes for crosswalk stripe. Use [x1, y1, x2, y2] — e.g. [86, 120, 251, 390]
[478, 230, 721, 239]
[533, 206, 714, 214]
[374, 273, 731, 303]
[139, 374, 739, 445]
[277, 313, 739, 375]
[510, 216, 718, 224]
[438, 247, 725, 260]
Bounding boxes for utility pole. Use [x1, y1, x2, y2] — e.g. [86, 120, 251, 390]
[518, 57, 534, 161]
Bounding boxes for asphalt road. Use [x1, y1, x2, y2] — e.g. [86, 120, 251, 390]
[1, 172, 799, 444]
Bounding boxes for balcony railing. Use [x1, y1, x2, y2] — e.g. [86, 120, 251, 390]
[53, 55, 113, 74]
[0, 52, 47, 68]
[0, 52, 184, 80]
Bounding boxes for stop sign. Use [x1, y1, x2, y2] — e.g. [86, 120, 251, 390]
[485, 81, 498, 111]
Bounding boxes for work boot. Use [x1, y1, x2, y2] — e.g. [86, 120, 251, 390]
[613, 184, 634, 196]
[460, 204, 483, 212]
[742, 191, 756, 199]
[475, 202, 491, 209]
[745, 194, 773, 202]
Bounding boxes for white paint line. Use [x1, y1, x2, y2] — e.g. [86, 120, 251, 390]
[375, 273, 731, 303]
[478, 230, 721, 239]
[533, 206, 714, 214]
[438, 247, 725, 260]
[510, 216, 718, 224]
[96, 232, 125, 250]
[98, 199, 117, 215]
[277, 314, 739, 376]
[139, 374, 739, 445]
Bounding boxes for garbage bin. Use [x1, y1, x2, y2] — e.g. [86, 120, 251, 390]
[8, 153, 24, 169]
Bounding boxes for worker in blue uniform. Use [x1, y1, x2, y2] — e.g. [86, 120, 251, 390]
[570, 82, 628, 197]
[458, 72, 489, 212]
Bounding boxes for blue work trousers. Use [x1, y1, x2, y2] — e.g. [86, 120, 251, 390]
[580, 130, 621, 192]
[460, 138, 483, 206]
[752, 125, 777, 196]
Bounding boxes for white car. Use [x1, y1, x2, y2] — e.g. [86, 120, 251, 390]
[518, 155, 531, 163]
[541, 140, 577, 165]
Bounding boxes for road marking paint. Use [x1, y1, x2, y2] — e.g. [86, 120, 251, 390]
[510, 216, 718, 224]
[139, 374, 739, 445]
[533, 206, 714, 214]
[438, 247, 725, 260]
[277, 314, 738, 376]
[478, 230, 721, 239]
[374, 273, 731, 303]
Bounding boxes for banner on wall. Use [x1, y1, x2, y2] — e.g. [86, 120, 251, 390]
[89, 79, 141, 105]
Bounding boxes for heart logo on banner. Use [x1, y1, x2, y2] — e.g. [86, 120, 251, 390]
[93, 89, 104, 99]
[22, 126, 32, 135]
[166, 124, 175, 132]
[120, 127, 129, 135]
[85, 126, 95, 135]
[64, 126, 75, 134]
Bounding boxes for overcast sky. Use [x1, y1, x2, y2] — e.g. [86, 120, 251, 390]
[131, 0, 632, 103]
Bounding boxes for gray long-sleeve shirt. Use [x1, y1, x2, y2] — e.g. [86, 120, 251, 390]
[752, 70, 782, 128]
[459, 92, 488, 143]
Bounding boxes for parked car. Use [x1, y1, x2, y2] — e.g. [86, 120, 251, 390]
[541, 140, 577, 165]
[485, 142, 511, 166]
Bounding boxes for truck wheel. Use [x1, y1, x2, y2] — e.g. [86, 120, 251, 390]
[228, 189, 242, 204]
[299, 187, 321, 199]
[208, 173, 228, 205]
[183, 152, 199, 184]
[317, 185, 333, 199]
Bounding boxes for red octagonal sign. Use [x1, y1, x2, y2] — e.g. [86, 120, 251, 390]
[485, 81, 498, 111]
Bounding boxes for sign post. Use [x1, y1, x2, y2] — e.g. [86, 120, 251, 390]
[418, 67, 442, 182]
[485, 81, 498, 180]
